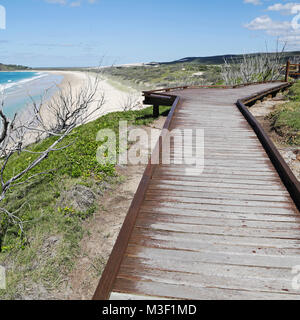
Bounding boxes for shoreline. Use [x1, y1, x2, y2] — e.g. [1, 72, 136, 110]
[0, 71, 48, 92]
[5, 69, 143, 146]
[38, 69, 143, 124]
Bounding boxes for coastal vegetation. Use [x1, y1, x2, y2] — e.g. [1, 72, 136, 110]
[100, 51, 300, 90]
[268, 81, 300, 145]
[101, 63, 222, 90]
[0, 63, 30, 71]
[0, 100, 169, 299]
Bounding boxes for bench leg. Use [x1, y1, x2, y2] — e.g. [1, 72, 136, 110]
[153, 105, 159, 118]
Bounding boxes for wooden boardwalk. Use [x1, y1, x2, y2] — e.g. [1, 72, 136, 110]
[94, 83, 300, 300]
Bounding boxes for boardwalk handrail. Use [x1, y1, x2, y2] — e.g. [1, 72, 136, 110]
[237, 83, 300, 211]
[93, 81, 299, 300]
[285, 60, 300, 81]
[142, 80, 284, 96]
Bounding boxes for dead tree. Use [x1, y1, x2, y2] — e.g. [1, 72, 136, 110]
[0, 75, 105, 249]
[120, 92, 143, 112]
[221, 42, 287, 85]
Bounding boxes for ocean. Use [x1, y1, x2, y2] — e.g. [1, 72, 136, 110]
[0, 71, 63, 120]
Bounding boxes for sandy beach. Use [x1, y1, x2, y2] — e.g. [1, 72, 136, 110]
[12, 69, 144, 146]
[42, 70, 143, 124]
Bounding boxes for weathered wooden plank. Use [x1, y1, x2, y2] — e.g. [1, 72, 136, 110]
[151, 175, 283, 186]
[159, 164, 275, 173]
[168, 158, 274, 168]
[126, 245, 300, 269]
[156, 167, 278, 177]
[131, 228, 300, 253]
[118, 265, 300, 295]
[142, 200, 297, 215]
[113, 278, 300, 300]
[135, 217, 300, 239]
[149, 179, 287, 192]
[170, 153, 273, 162]
[121, 255, 297, 281]
[153, 171, 279, 181]
[110, 292, 166, 300]
[144, 194, 292, 209]
[146, 188, 290, 202]
[148, 183, 289, 196]
[138, 211, 300, 229]
[139, 205, 299, 222]
[170, 150, 269, 158]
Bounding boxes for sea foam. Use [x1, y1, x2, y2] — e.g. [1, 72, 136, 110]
[0, 72, 47, 92]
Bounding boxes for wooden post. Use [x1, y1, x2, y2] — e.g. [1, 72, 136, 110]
[153, 104, 159, 118]
[159, 135, 162, 165]
[285, 60, 290, 82]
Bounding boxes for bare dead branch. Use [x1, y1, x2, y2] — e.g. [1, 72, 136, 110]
[120, 92, 143, 112]
[0, 73, 105, 246]
[221, 42, 287, 85]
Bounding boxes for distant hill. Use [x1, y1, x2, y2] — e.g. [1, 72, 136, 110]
[160, 51, 300, 65]
[0, 63, 30, 71]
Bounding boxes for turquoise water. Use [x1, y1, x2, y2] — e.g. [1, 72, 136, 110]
[0, 71, 63, 120]
[0, 71, 39, 86]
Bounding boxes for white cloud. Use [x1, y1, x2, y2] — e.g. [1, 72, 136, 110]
[245, 14, 300, 48]
[46, 0, 67, 4]
[242, 1, 300, 47]
[70, 1, 81, 7]
[267, 2, 300, 15]
[243, 0, 262, 5]
[45, 0, 97, 7]
[245, 15, 292, 35]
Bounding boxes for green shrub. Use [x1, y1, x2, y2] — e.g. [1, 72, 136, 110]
[285, 81, 300, 101]
[268, 99, 300, 145]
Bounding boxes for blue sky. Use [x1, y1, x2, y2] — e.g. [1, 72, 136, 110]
[0, 0, 299, 67]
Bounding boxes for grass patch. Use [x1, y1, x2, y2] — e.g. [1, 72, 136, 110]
[268, 81, 300, 145]
[0, 104, 170, 299]
[285, 80, 300, 102]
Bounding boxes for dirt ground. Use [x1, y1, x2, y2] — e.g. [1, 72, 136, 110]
[248, 93, 300, 181]
[55, 117, 166, 300]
